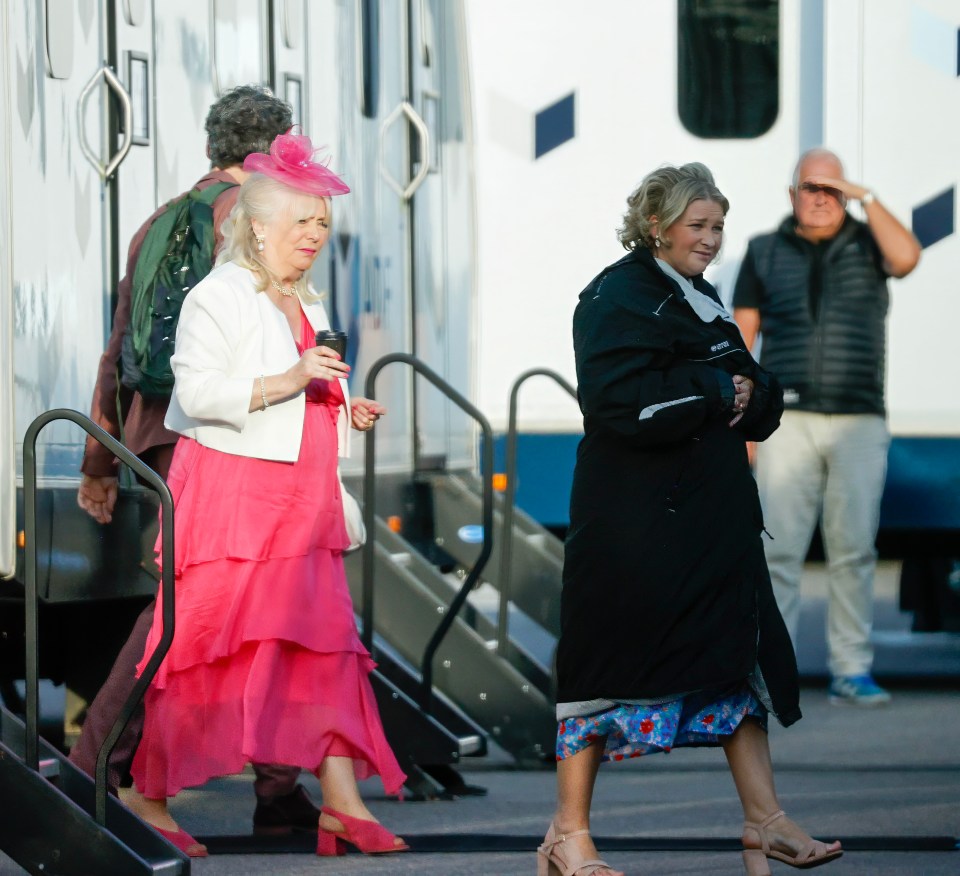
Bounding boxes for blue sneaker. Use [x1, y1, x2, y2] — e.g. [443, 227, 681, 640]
[828, 674, 891, 707]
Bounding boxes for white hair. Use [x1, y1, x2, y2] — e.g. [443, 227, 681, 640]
[791, 148, 844, 188]
[218, 173, 330, 300]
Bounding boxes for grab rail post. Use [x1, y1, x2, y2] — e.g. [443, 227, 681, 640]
[22, 408, 175, 826]
[362, 354, 494, 710]
[496, 370, 577, 657]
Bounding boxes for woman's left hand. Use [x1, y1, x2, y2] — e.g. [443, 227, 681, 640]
[729, 375, 754, 427]
[351, 397, 385, 431]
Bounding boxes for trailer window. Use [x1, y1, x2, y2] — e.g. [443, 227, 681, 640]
[678, 0, 779, 139]
[285, 74, 303, 127]
[214, 0, 267, 93]
[280, 0, 304, 49]
[122, 0, 148, 26]
[359, 0, 380, 119]
[126, 52, 150, 144]
[44, 0, 74, 79]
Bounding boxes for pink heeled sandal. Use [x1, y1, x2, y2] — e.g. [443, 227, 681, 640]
[154, 825, 208, 858]
[742, 809, 843, 874]
[315, 805, 409, 855]
[537, 822, 624, 876]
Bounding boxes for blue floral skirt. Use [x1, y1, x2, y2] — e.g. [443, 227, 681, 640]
[556, 684, 767, 762]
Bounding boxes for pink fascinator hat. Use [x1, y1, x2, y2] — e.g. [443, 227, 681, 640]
[243, 131, 350, 197]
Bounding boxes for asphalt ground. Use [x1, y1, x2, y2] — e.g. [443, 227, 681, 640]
[2, 683, 953, 875]
[150, 684, 960, 875]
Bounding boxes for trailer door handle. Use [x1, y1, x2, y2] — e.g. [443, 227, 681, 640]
[78, 64, 134, 182]
[379, 100, 431, 201]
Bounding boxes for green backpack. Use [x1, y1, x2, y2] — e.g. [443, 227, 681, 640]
[120, 180, 237, 398]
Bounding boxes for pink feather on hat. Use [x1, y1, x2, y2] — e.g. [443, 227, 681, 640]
[243, 132, 350, 197]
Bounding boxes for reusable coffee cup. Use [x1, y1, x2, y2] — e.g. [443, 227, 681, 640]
[315, 329, 347, 359]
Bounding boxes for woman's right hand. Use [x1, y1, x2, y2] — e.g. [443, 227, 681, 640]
[285, 346, 351, 392]
[252, 348, 352, 411]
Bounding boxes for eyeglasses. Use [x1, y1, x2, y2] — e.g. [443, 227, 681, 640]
[797, 182, 844, 200]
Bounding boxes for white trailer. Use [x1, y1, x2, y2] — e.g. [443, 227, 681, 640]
[0, 0, 478, 586]
[466, 0, 960, 538]
[1, 0, 957, 605]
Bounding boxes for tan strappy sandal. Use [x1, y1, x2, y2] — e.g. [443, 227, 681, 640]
[742, 809, 843, 874]
[537, 823, 625, 876]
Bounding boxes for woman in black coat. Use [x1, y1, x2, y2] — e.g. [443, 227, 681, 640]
[538, 164, 843, 876]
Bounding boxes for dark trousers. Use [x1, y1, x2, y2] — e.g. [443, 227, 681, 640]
[69, 444, 300, 798]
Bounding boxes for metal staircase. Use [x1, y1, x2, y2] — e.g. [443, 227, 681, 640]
[346, 356, 566, 765]
[2, 360, 575, 871]
[0, 409, 191, 875]
[431, 472, 563, 637]
[362, 631, 488, 796]
[0, 408, 492, 873]
[343, 518, 556, 763]
[435, 369, 575, 697]
[0, 705, 189, 875]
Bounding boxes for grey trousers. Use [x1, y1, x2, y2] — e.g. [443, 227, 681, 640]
[756, 411, 889, 678]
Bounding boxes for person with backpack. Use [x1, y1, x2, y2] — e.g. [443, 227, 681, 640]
[72, 86, 323, 844]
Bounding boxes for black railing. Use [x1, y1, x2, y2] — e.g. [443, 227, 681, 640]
[496, 369, 577, 655]
[362, 354, 494, 711]
[22, 409, 174, 825]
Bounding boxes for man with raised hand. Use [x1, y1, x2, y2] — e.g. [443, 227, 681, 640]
[733, 148, 920, 707]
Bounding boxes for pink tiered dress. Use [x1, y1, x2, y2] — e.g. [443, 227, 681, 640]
[131, 311, 405, 799]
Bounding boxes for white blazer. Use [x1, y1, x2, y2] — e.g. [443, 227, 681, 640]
[164, 261, 350, 462]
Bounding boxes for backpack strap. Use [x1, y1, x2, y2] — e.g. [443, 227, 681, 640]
[189, 179, 238, 206]
[188, 180, 239, 265]
[128, 180, 238, 357]
[129, 198, 188, 357]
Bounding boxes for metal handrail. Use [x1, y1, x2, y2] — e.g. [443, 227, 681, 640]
[378, 100, 432, 200]
[362, 354, 494, 711]
[22, 409, 175, 825]
[496, 369, 577, 657]
[77, 64, 134, 182]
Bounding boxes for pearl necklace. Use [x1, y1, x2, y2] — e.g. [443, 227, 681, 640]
[272, 279, 296, 298]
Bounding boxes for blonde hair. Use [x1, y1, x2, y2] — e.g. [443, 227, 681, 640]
[218, 173, 331, 301]
[618, 162, 729, 252]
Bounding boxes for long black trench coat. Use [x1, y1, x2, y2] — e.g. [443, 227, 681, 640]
[556, 248, 801, 727]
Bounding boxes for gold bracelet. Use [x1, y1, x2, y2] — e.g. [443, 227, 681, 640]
[259, 374, 269, 410]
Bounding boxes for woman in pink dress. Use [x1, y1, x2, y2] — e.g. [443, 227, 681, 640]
[127, 133, 408, 858]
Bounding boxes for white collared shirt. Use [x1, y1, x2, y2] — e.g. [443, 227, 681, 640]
[655, 257, 735, 325]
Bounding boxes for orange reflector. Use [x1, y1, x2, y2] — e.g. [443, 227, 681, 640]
[17, 530, 25, 548]
[492, 473, 508, 492]
[387, 515, 402, 533]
